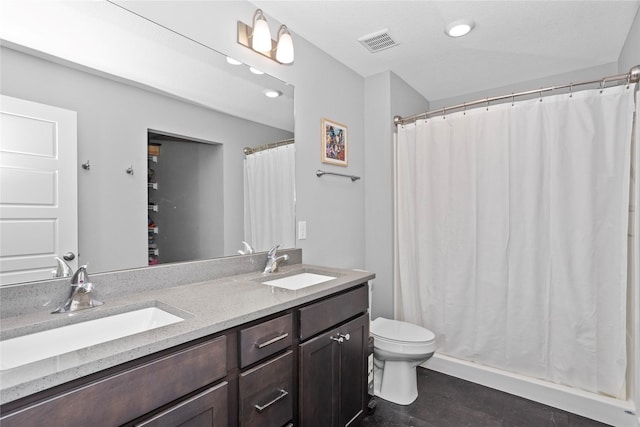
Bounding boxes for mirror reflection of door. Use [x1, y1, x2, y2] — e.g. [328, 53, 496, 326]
[147, 130, 223, 265]
[0, 95, 78, 284]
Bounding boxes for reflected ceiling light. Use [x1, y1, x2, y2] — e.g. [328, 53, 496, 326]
[264, 89, 282, 98]
[275, 25, 294, 64]
[249, 67, 265, 75]
[445, 20, 475, 37]
[237, 9, 295, 65]
[226, 56, 242, 65]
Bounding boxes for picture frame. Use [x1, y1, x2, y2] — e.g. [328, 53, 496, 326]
[321, 118, 348, 166]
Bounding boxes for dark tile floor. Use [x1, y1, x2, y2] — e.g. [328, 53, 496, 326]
[362, 368, 610, 427]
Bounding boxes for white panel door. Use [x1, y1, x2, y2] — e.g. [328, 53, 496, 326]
[0, 95, 78, 285]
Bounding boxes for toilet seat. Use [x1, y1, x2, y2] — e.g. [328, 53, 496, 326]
[370, 317, 436, 355]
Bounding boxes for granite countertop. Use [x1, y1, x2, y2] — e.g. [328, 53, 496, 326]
[0, 263, 374, 405]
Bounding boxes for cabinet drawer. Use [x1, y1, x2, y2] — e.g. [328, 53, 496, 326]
[299, 285, 368, 341]
[239, 351, 293, 427]
[239, 313, 292, 368]
[135, 381, 228, 427]
[1, 336, 227, 427]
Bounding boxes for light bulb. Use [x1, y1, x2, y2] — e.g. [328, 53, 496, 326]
[445, 20, 475, 38]
[264, 90, 282, 98]
[252, 10, 272, 53]
[276, 26, 294, 64]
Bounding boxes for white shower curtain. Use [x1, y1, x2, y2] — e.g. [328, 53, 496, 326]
[244, 144, 295, 252]
[395, 84, 636, 398]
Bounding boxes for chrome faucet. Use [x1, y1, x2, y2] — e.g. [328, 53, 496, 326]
[52, 265, 103, 313]
[263, 245, 289, 273]
[51, 256, 74, 278]
[238, 241, 255, 255]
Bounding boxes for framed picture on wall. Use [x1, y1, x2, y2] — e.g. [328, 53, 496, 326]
[321, 118, 348, 166]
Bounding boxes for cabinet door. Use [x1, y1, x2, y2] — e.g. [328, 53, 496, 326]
[337, 314, 368, 427]
[299, 327, 339, 427]
[135, 382, 228, 427]
[299, 314, 369, 427]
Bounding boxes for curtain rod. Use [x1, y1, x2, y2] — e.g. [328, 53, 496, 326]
[243, 138, 294, 155]
[394, 65, 640, 127]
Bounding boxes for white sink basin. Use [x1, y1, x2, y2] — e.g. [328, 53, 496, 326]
[0, 307, 184, 371]
[262, 272, 336, 290]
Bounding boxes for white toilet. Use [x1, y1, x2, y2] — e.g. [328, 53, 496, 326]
[369, 317, 436, 405]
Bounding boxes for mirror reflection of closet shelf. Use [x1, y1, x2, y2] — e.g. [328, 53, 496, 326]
[147, 143, 161, 266]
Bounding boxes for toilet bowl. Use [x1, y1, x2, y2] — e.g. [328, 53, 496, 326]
[370, 317, 436, 405]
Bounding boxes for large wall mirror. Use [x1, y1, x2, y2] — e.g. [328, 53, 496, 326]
[0, 1, 295, 285]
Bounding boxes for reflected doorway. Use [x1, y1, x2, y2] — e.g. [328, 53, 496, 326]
[147, 130, 223, 265]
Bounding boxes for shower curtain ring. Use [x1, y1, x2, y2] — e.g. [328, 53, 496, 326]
[443, 107, 446, 120]
[539, 89, 543, 102]
[569, 83, 573, 98]
[486, 98, 489, 111]
[463, 102, 466, 115]
[511, 93, 514, 107]
[600, 79, 605, 93]
[626, 75, 631, 89]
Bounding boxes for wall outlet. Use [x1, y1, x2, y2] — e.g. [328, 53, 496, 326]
[298, 221, 307, 240]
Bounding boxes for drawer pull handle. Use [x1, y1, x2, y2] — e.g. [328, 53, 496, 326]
[256, 332, 289, 349]
[254, 388, 289, 412]
[330, 333, 350, 343]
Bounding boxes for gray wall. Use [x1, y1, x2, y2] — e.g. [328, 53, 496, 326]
[617, 4, 640, 414]
[364, 71, 429, 319]
[0, 46, 292, 273]
[619, 7, 640, 73]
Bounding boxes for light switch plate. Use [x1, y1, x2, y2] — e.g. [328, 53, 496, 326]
[298, 221, 307, 240]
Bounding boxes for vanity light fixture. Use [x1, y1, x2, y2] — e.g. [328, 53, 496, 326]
[445, 20, 475, 38]
[237, 9, 295, 64]
[250, 67, 265, 75]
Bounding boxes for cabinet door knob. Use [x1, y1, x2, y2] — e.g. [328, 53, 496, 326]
[330, 333, 350, 343]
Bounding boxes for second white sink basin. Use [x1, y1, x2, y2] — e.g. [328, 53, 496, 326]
[262, 272, 336, 290]
[0, 307, 184, 371]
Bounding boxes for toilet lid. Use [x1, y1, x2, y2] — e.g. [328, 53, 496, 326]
[370, 317, 435, 343]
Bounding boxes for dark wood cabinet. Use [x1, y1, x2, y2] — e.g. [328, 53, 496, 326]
[298, 286, 369, 427]
[239, 313, 293, 369]
[0, 282, 370, 427]
[336, 314, 369, 427]
[135, 382, 228, 427]
[0, 337, 227, 427]
[239, 351, 293, 427]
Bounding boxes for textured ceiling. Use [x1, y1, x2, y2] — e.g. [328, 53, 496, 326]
[252, 0, 639, 102]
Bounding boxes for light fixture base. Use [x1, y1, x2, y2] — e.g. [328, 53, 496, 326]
[238, 21, 292, 65]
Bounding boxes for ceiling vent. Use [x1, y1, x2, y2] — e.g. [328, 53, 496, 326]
[358, 29, 398, 53]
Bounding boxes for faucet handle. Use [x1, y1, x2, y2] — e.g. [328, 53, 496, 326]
[71, 265, 90, 285]
[52, 256, 74, 278]
[267, 244, 281, 257]
[238, 241, 255, 255]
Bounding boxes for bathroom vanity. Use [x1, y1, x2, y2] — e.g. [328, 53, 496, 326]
[0, 260, 373, 427]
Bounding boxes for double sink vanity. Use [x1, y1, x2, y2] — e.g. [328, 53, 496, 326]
[0, 250, 374, 426]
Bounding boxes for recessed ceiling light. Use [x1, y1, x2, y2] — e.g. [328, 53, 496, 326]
[445, 20, 475, 38]
[250, 67, 265, 75]
[264, 89, 282, 98]
[226, 56, 242, 65]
